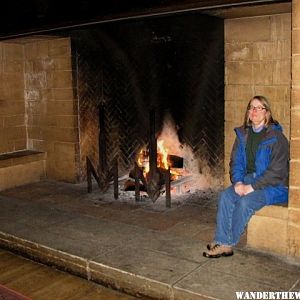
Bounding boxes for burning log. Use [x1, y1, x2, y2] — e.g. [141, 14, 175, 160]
[127, 164, 164, 200]
[168, 154, 183, 168]
[126, 109, 184, 205]
[147, 167, 163, 202]
[127, 164, 178, 202]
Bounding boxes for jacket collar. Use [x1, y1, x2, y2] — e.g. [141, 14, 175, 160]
[234, 123, 282, 143]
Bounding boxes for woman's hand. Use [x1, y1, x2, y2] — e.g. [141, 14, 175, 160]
[243, 184, 254, 195]
[234, 182, 244, 196]
[234, 182, 254, 196]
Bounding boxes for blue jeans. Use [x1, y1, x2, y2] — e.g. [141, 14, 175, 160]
[214, 174, 267, 246]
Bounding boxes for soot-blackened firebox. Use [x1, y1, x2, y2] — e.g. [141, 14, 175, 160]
[69, 12, 224, 205]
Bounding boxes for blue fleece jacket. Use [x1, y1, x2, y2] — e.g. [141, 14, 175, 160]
[229, 123, 289, 205]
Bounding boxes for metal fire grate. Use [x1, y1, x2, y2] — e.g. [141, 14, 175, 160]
[71, 13, 224, 188]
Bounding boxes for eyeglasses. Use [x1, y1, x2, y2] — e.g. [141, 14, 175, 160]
[248, 105, 266, 112]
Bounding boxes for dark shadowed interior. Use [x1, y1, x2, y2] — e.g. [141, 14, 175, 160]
[68, 13, 224, 182]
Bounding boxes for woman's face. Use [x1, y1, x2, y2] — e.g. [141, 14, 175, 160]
[248, 98, 268, 128]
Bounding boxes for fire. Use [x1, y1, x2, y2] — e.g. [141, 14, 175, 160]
[157, 140, 169, 170]
[137, 149, 150, 174]
[137, 140, 169, 174]
[137, 139, 181, 180]
[132, 115, 217, 196]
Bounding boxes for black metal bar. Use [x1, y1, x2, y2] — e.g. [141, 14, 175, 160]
[86, 156, 100, 192]
[135, 163, 140, 202]
[149, 108, 157, 178]
[99, 102, 107, 176]
[114, 157, 118, 200]
[165, 167, 171, 208]
[87, 157, 92, 193]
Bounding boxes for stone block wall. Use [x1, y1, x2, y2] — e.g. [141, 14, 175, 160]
[225, 13, 296, 257]
[289, 0, 300, 258]
[24, 37, 79, 182]
[224, 13, 291, 186]
[0, 43, 26, 153]
[0, 37, 79, 183]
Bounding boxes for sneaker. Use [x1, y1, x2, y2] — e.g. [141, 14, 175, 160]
[206, 242, 216, 250]
[203, 244, 234, 258]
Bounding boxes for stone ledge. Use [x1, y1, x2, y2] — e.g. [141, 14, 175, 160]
[0, 150, 46, 168]
[254, 203, 288, 219]
[247, 204, 288, 255]
[0, 150, 46, 191]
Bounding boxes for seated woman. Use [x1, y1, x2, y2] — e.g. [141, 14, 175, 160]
[203, 95, 289, 258]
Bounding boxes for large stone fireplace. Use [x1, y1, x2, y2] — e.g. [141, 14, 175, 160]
[0, 14, 225, 191]
[0, 1, 300, 260]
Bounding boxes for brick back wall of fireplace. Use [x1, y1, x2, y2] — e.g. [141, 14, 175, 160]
[72, 14, 225, 183]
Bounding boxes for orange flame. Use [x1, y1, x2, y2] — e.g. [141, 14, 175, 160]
[137, 149, 149, 174]
[137, 139, 181, 180]
[157, 140, 169, 170]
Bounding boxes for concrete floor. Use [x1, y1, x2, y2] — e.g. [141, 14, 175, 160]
[0, 180, 299, 300]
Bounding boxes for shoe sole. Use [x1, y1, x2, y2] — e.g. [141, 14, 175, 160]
[203, 251, 234, 258]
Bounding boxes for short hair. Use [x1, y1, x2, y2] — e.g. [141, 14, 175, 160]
[243, 95, 278, 128]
